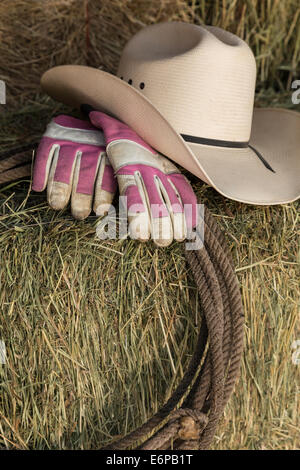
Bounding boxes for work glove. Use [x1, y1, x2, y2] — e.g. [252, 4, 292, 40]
[32, 115, 117, 219]
[89, 111, 197, 247]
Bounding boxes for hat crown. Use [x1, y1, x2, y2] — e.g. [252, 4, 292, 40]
[118, 22, 257, 143]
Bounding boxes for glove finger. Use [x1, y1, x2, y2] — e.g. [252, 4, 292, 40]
[94, 154, 117, 216]
[117, 175, 150, 241]
[70, 147, 105, 220]
[151, 216, 173, 247]
[168, 174, 198, 230]
[126, 185, 151, 242]
[70, 154, 93, 220]
[135, 171, 173, 247]
[32, 137, 57, 191]
[157, 176, 187, 242]
[47, 143, 77, 210]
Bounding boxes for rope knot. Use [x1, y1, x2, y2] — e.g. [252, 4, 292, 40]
[169, 408, 209, 441]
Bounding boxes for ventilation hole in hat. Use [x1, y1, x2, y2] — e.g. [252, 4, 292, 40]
[139, 82, 145, 90]
[128, 79, 133, 85]
[120, 76, 123, 80]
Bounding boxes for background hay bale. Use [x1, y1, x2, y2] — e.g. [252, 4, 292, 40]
[0, 0, 299, 108]
[0, 0, 299, 450]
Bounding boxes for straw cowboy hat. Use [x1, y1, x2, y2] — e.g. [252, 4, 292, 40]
[41, 22, 300, 205]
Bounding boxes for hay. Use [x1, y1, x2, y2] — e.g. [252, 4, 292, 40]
[0, 0, 299, 450]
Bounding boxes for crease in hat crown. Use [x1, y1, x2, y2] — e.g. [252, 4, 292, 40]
[117, 22, 257, 143]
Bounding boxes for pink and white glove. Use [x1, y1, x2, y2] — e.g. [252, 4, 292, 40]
[89, 111, 197, 247]
[32, 115, 117, 219]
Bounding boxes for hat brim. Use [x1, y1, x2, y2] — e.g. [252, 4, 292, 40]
[41, 65, 300, 205]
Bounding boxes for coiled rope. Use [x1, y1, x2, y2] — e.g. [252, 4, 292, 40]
[0, 145, 244, 450]
[0, 144, 36, 184]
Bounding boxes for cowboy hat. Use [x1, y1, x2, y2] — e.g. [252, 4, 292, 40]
[40, 22, 300, 205]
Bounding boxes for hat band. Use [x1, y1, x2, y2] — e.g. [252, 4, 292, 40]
[181, 133, 249, 148]
[181, 134, 275, 173]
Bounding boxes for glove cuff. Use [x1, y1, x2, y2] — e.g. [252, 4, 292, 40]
[89, 111, 156, 154]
